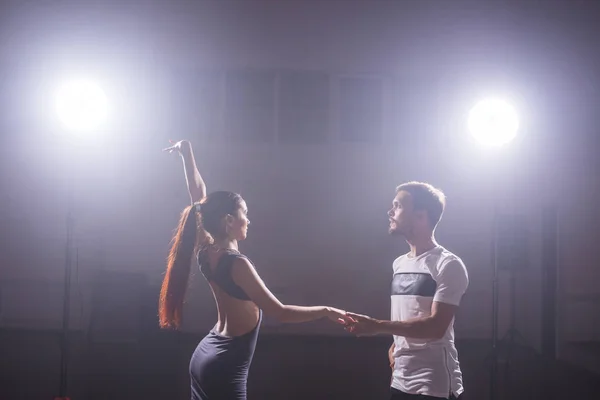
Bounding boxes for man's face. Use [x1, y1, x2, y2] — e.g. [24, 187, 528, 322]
[388, 190, 414, 236]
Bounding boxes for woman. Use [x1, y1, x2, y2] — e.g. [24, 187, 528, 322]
[159, 140, 348, 400]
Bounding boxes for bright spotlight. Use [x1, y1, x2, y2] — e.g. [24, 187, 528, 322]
[468, 98, 519, 146]
[55, 79, 108, 132]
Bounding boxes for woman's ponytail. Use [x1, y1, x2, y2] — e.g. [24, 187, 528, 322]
[158, 204, 199, 329]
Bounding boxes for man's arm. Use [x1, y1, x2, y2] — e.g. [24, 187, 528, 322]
[346, 301, 458, 339]
[345, 258, 468, 339]
[375, 301, 458, 339]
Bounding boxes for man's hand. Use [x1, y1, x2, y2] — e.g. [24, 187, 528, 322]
[342, 312, 381, 337]
[388, 343, 395, 369]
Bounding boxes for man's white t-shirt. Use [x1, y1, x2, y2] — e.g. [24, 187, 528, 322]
[390, 246, 469, 398]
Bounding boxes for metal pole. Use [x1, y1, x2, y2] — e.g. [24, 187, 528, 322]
[58, 165, 74, 399]
[490, 209, 499, 400]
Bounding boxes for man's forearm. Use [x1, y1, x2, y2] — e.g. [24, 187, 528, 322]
[375, 317, 444, 339]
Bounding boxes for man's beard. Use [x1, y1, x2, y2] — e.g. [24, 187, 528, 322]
[389, 229, 402, 236]
[389, 219, 410, 236]
[388, 223, 403, 236]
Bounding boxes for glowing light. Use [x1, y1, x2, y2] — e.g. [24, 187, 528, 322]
[468, 98, 519, 146]
[55, 79, 108, 132]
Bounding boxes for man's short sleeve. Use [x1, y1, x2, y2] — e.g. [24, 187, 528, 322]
[433, 258, 469, 306]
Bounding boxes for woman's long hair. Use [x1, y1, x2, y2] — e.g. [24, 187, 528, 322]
[159, 204, 199, 329]
[158, 191, 243, 329]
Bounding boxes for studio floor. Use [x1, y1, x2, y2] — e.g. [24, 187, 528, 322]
[1, 328, 599, 400]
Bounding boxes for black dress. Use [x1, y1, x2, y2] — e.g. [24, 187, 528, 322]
[189, 250, 262, 400]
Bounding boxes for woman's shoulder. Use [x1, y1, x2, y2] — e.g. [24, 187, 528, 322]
[198, 246, 252, 265]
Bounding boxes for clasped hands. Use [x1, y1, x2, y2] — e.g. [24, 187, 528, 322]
[336, 311, 381, 337]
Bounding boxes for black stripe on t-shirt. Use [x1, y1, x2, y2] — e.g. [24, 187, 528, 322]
[391, 273, 437, 297]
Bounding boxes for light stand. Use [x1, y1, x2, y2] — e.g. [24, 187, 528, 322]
[500, 265, 532, 382]
[56, 158, 75, 400]
[489, 210, 500, 400]
[467, 97, 521, 400]
[489, 209, 533, 400]
[53, 77, 107, 400]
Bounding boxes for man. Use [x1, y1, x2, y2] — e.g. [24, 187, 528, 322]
[343, 182, 468, 400]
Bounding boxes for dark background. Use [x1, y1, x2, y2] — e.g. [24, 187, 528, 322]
[1, 0, 599, 399]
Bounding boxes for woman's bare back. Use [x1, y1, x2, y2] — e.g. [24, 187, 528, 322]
[200, 247, 260, 337]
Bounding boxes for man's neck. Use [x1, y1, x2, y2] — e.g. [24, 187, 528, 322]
[405, 235, 438, 258]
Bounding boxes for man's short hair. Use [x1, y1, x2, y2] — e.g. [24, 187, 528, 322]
[396, 181, 446, 229]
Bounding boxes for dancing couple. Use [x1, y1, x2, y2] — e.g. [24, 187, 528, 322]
[159, 140, 468, 400]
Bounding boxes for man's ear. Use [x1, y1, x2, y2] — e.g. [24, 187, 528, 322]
[415, 209, 428, 223]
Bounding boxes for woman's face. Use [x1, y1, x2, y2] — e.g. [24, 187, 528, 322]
[227, 199, 250, 241]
